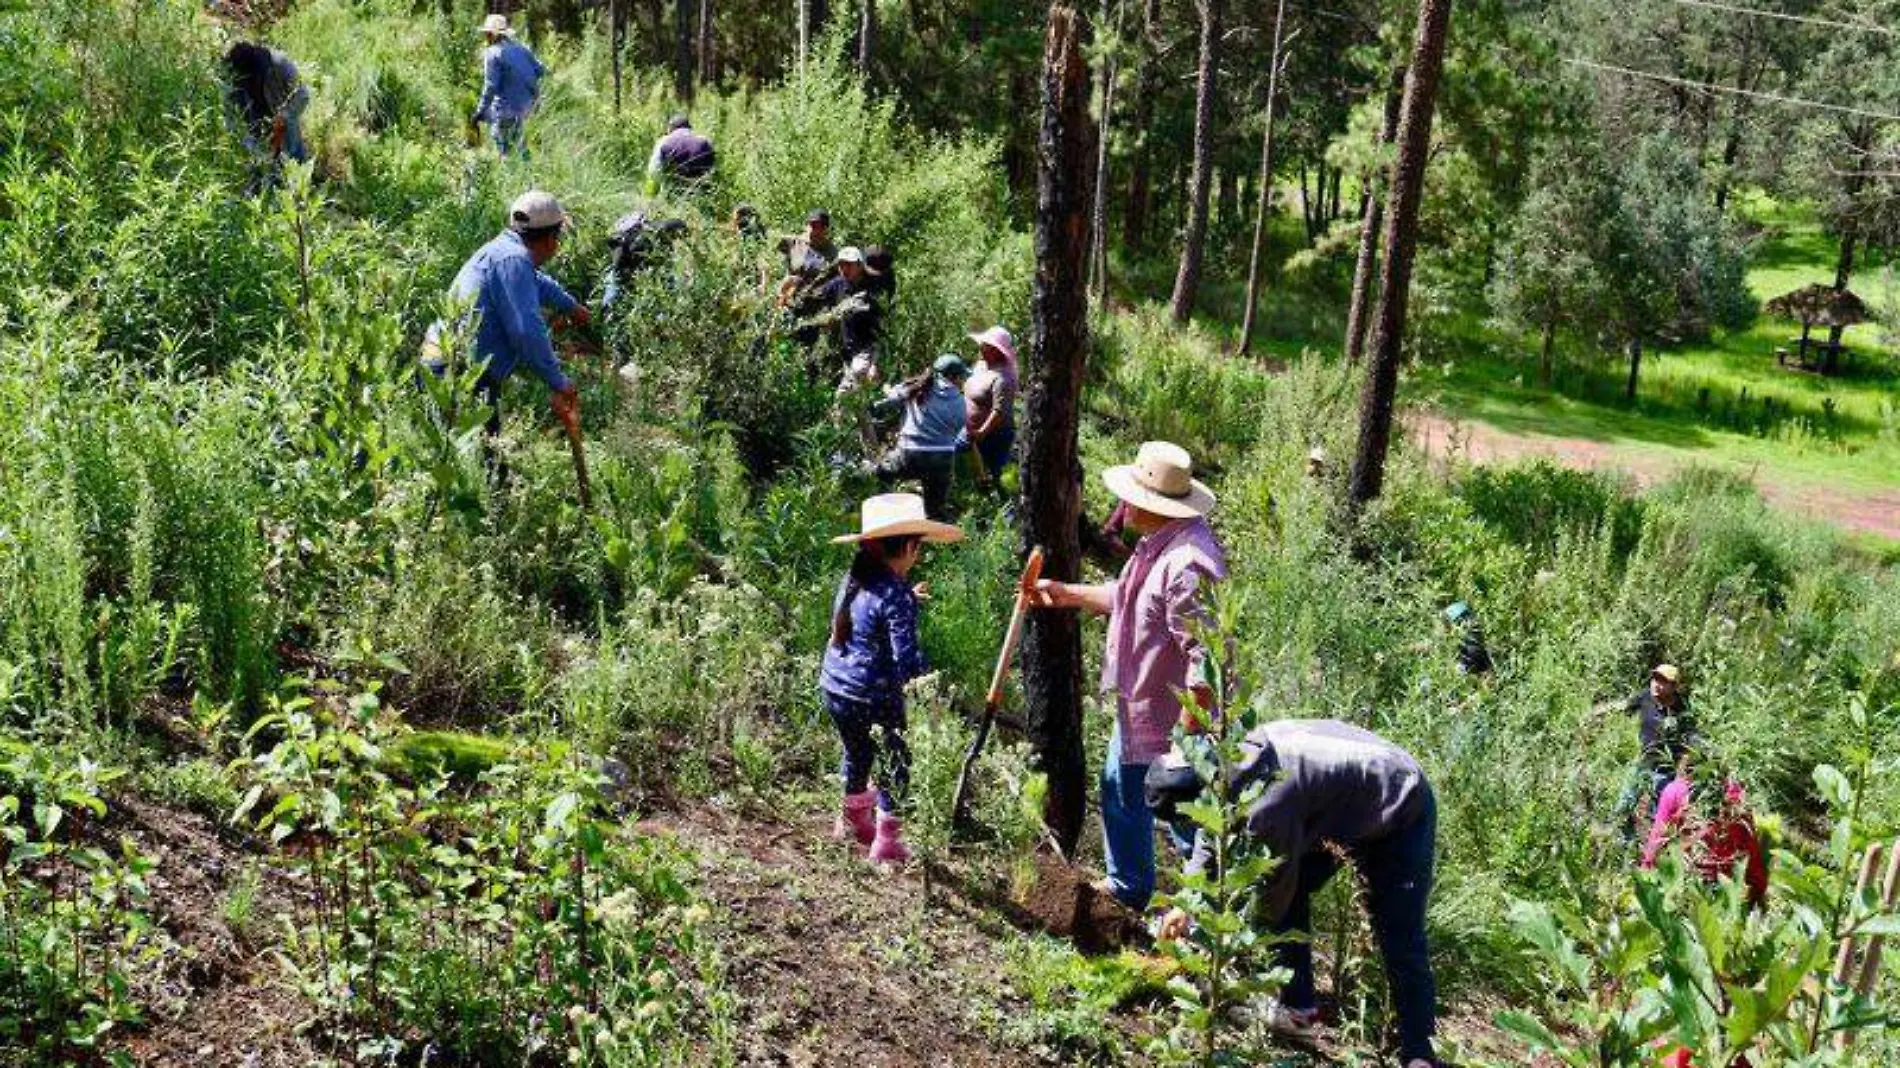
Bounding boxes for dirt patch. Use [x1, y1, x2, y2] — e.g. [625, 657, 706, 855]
[640, 804, 1044, 1067]
[1409, 412, 1900, 541]
[103, 798, 319, 1067]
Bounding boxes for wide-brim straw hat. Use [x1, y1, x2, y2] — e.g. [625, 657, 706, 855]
[1102, 441, 1217, 520]
[832, 493, 964, 545]
[478, 13, 514, 35]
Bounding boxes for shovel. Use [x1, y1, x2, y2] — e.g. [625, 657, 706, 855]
[951, 546, 1045, 832]
[559, 408, 592, 510]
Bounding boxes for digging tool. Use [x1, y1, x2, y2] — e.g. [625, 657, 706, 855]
[559, 409, 592, 510]
[951, 546, 1045, 832]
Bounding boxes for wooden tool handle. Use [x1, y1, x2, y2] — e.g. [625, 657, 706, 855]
[564, 420, 593, 510]
[985, 547, 1045, 708]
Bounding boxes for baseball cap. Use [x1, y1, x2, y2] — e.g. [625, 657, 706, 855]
[933, 354, 971, 380]
[806, 208, 831, 226]
[837, 246, 865, 265]
[509, 190, 569, 232]
[1652, 663, 1681, 683]
[667, 112, 690, 130]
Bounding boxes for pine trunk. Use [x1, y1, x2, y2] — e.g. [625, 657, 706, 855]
[610, 0, 627, 113]
[1167, 0, 1222, 324]
[1344, 74, 1405, 365]
[1540, 320, 1555, 387]
[697, 0, 716, 84]
[1088, 0, 1119, 301]
[1347, 0, 1454, 511]
[1021, 1, 1096, 858]
[674, 0, 694, 101]
[1624, 337, 1643, 401]
[1237, 0, 1289, 357]
[1121, 0, 1160, 253]
[857, 0, 877, 75]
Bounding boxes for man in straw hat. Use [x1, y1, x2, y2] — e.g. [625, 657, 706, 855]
[473, 13, 545, 157]
[820, 493, 962, 864]
[1032, 441, 1228, 911]
[422, 190, 591, 457]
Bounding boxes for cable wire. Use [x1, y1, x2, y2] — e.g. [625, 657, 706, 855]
[1563, 54, 1900, 123]
[1673, 0, 1900, 39]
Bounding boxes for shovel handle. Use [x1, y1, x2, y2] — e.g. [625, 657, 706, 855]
[563, 418, 593, 510]
[985, 547, 1045, 707]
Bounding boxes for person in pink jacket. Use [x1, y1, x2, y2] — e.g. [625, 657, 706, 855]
[1033, 441, 1227, 910]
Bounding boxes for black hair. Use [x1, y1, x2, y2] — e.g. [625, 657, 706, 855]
[224, 41, 273, 126]
[829, 535, 925, 649]
[513, 221, 563, 243]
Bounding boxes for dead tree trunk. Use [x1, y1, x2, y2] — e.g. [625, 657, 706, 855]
[1121, 0, 1160, 255]
[1089, 0, 1121, 301]
[1343, 71, 1405, 365]
[1167, 0, 1222, 324]
[1022, 1, 1096, 858]
[1236, 0, 1289, 356]
[1624, 337, 1643, 401]
[1347, 0, 1453, 511]
[674, 0, 695, 101]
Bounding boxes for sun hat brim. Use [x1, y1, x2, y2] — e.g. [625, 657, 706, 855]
[1102, 465, 1217, 520]
[831, 518, 965, 545]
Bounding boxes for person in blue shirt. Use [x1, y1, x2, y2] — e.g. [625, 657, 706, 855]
[870, 355, 971, 520]
[820, 493, 962, 864]
[423, 190, 590, 453]
[472, 14, 545, 158]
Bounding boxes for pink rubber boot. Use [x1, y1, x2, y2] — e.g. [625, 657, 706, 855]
[834, 790, 878, 847]
[868, 811, 911, 864]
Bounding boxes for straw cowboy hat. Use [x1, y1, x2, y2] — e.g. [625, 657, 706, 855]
[478, 13, 515, 36]
[832, 493, 964, 545]
[1103, 441, 1217, 520]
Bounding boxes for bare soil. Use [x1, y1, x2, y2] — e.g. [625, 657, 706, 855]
[1409, 413, 1900, 542]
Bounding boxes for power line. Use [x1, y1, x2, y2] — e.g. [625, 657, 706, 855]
[1563, 54, 1900, 123]
[1673, 0, 1900, 39]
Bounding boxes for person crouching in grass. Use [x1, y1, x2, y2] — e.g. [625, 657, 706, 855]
[820, 494, 962, 864]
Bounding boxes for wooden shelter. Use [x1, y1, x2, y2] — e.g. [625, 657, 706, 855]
[1766, 283, 1870, 374]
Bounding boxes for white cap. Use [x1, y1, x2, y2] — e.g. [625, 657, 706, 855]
[836, 246, 865, 265]
[509, 190, 569, 232]
[478, 13, 514, 35]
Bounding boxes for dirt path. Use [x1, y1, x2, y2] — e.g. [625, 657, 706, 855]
[1408, 413, 1900, 542]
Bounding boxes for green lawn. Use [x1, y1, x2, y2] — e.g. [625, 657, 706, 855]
[1113, 197, 1900, 499]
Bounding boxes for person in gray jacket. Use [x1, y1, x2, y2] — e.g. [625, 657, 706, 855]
[1149, 719, 1442, 1068]
[870, 354, 970, 520]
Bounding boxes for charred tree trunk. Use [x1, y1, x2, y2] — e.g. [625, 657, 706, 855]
[857, 0, 877, 75]
[1022, 1, 1096, 859]
[1168, 0, 1222, 323]
[1121, 0, 1161, 254]
[697, 0, 716, 84]
[797, 0, 811, 77]
[1237, 0, 1289, 357]
[674, 0, 695, 101]
[1344, 74, 1406, 365]
[1624, 337, 1643, 401]
[1347, 0, 1453, 511]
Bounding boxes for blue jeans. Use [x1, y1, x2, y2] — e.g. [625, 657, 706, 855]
[1615, 762, 1673, 841]
[1100, 726, 1194, 911]
[824, 692, 910, 813]
[1273, 788, 1438, 1064]
[491, 114, 529, 158]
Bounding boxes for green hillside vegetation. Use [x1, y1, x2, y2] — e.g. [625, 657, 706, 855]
[2, 1, 1899, 1066]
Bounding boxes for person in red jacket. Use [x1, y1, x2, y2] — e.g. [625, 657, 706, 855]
[1640, 774, 1768, 906]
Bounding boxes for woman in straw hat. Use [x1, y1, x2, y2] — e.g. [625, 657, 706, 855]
[1033, 441, 1228, 911]
[820, 494, 962, 864]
